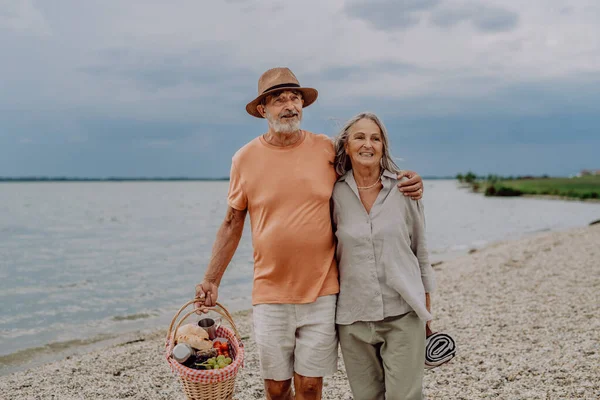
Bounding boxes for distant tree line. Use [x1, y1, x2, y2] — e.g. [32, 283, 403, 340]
[454, 172, 599, 200]
[455, 172, 550, 184]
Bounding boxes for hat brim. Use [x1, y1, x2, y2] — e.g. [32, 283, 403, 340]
[246, 87, 318, 118]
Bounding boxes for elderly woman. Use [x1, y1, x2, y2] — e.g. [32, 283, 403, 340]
[332, 112, 436, 400]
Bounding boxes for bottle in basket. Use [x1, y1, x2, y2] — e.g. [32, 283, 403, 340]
[172, 343, 195, 366]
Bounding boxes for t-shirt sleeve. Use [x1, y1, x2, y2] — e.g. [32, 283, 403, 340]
[227, 159, 248, 210]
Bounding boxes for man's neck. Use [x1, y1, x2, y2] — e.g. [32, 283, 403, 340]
[263, 129, 303, 147]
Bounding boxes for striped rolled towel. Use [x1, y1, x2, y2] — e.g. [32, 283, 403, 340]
[425, 324, 456, 369]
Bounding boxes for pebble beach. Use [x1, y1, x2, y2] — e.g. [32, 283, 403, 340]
[1, 224, 599, 399]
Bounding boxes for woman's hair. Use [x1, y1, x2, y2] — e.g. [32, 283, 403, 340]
[333, 112, 401, 176]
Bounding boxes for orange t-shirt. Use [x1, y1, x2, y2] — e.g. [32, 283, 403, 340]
[228, 130, 340, 305]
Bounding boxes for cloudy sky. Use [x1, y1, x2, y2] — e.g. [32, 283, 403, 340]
[1, 0, 599, 178]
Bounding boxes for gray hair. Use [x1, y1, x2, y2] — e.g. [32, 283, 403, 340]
[333, 112, 401, 176]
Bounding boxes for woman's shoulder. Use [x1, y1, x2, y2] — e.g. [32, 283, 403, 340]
[332, 180, 347, 198]
[383, 169, 408, 183]
[384, 172, 418, 208]
[332, 174, 355, 202]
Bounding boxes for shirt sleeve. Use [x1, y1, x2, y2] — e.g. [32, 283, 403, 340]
[409, 200, 436, 292]
[227, 159, 247, 211]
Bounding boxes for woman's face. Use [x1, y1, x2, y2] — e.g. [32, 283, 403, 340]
[345, 118, 384, 170]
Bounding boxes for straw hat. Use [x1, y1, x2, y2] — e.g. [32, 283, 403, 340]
[246, 67, 318, 118]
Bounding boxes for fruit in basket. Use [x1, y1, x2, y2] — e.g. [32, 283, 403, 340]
[212, 339, 231, 357]
[197, 356, 232, 370]
[213, 340, 229, 350]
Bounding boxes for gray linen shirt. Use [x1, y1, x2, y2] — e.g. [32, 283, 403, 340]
[332, 169, 436, 325]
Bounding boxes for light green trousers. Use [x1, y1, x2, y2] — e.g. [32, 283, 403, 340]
[337, 311, 425, 400]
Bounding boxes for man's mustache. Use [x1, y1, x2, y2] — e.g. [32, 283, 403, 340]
[279, 110, 299, 118]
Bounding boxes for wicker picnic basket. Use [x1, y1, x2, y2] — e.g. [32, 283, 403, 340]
[165, 298, 245, 400]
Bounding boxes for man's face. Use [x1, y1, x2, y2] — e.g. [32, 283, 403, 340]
[260, 90, 304, 133]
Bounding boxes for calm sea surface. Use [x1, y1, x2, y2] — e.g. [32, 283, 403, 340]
[1, 180, 599, 374]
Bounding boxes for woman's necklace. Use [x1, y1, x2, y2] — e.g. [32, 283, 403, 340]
[356, 173, 383, 190]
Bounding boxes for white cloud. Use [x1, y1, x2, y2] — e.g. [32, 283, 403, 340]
[0, 0, 51, 36]
[430, 2, 518, 32]
[0, 0, 599, 123]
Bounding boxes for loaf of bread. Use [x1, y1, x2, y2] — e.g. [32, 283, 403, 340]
[175, 324, 212, 351]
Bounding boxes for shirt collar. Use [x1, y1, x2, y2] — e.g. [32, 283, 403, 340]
[382, 169, 397, 180]
[338, 169, 397, 182]
[337, 170, 352, 182]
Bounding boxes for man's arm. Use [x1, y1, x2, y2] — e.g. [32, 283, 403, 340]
[397, 170, 424, 200]
[195, 206, 247, 310]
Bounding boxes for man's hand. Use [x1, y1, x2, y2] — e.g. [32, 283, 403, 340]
[397, 170, 423, 200]
[195, 280, 219, 313]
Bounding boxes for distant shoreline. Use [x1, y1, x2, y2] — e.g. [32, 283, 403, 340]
[521, 193, 600, 203]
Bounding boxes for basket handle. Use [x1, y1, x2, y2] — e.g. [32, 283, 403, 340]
[165, 298, 242, 353]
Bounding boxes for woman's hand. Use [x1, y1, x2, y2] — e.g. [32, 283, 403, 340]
[397, 170, 424, 200]
[425, 292, 432, 332]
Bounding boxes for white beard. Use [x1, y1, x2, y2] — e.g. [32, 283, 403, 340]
[265, 110, 301, 133]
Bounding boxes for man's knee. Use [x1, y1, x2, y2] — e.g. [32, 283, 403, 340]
[265, 379, 292, 400]
[295, 375, 323, 396]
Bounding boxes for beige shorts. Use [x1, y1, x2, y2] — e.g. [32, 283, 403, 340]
[252, 295, 338, 381]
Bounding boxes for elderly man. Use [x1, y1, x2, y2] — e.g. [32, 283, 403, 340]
[195, 67, 424, 400]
